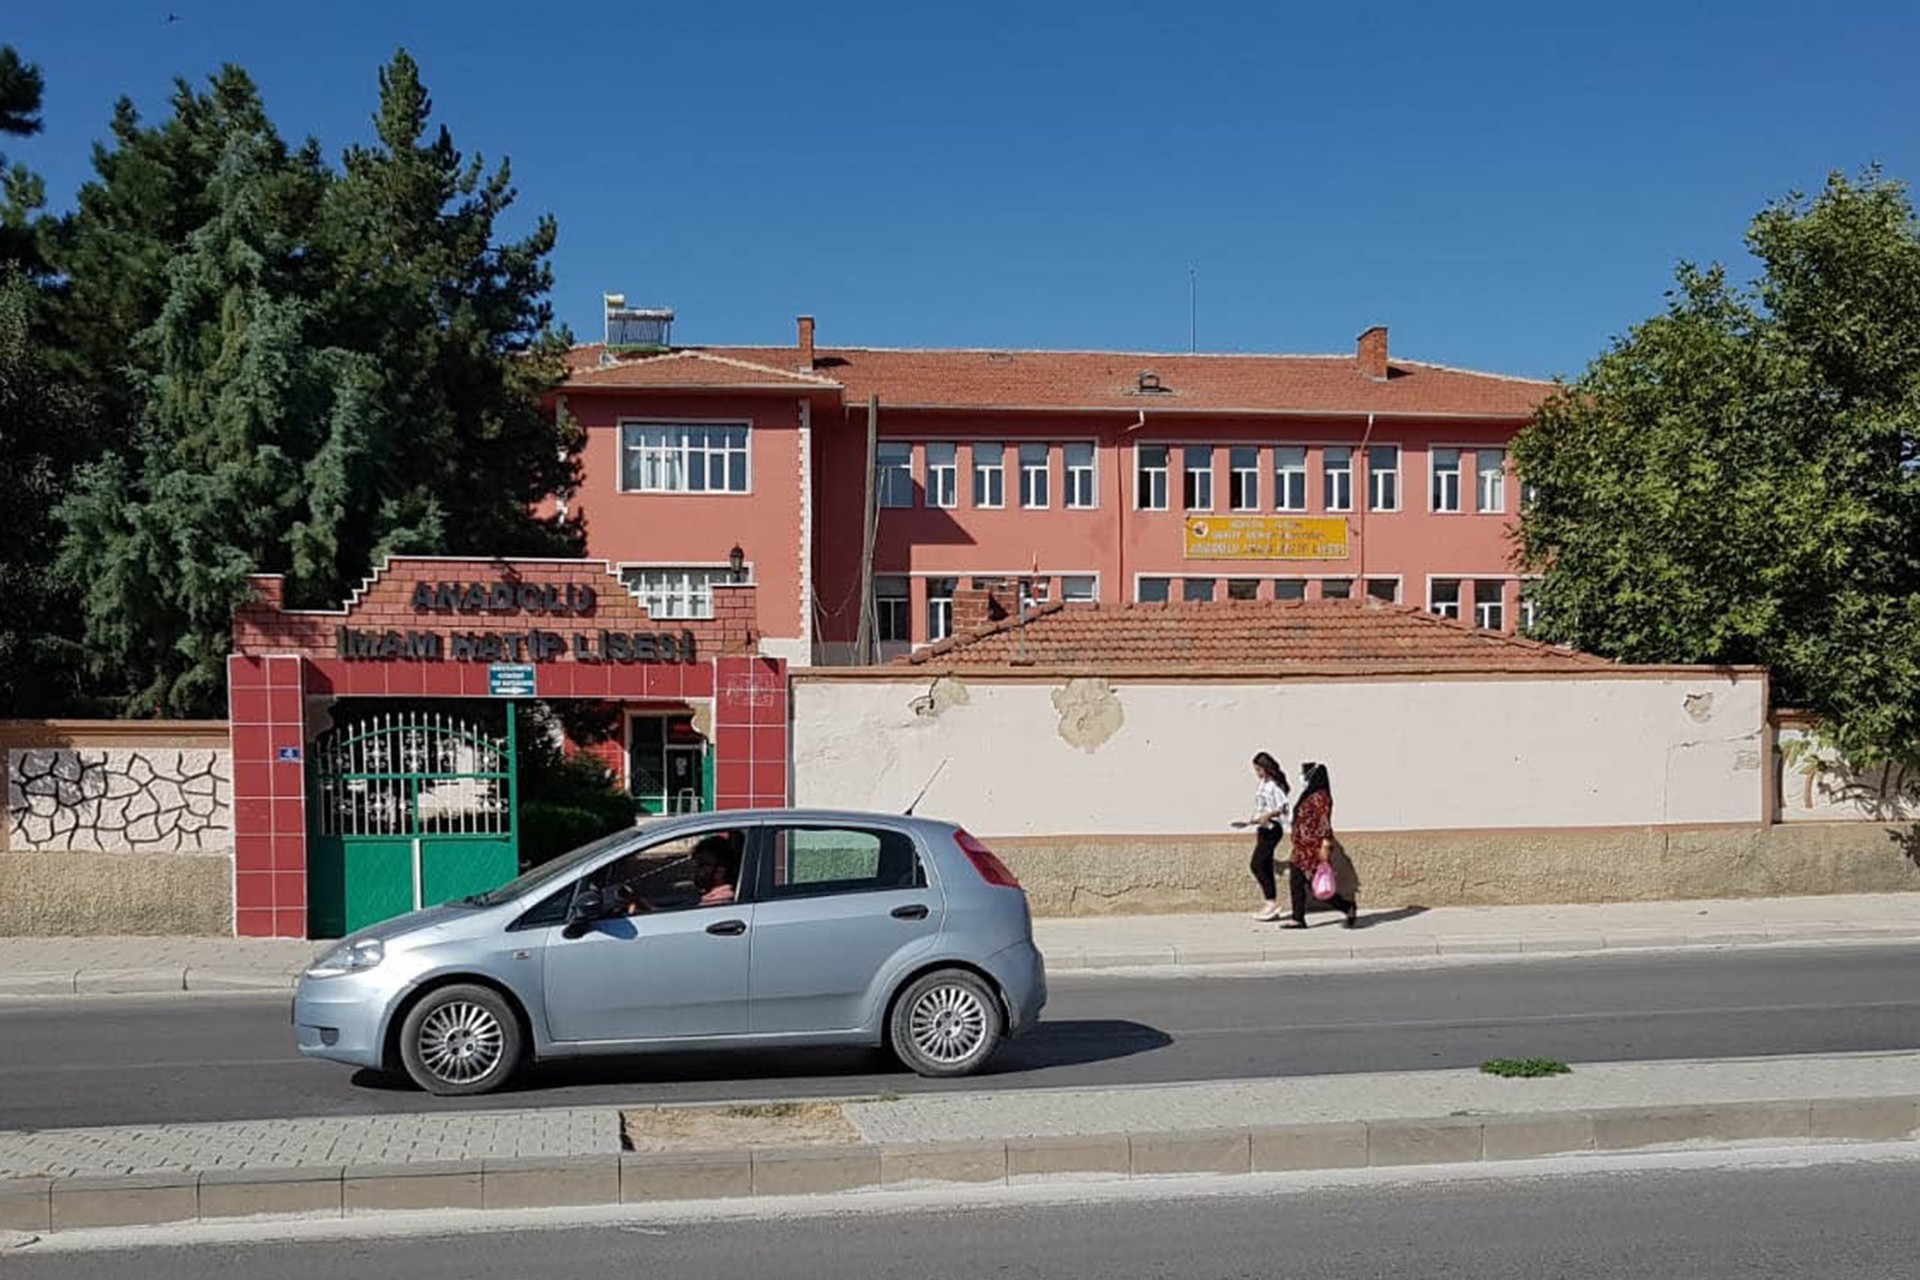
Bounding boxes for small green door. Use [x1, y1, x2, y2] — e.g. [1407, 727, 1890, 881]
[307, 707, 520, 938]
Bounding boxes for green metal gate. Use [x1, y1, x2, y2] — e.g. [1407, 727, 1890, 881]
[307, 707, 520, 938]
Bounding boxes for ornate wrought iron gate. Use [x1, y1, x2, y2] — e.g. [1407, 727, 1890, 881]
[307, 708, 519, 937]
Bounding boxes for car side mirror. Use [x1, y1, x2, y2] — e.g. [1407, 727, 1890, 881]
[561, 887, 608, 940]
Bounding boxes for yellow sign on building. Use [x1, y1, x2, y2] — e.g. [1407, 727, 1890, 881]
[1183, 515, 1351, 560]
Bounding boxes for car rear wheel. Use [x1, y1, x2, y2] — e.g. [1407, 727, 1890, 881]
[889, 969, 1003, 1077]
[397, 984, 523, 1096]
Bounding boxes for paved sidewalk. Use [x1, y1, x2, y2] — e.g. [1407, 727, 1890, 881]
[1, 1050, 1915, 1181]
[0, 893, 1913, 997]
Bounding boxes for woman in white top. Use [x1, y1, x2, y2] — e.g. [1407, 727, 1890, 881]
[1232, 751, 1292, 922]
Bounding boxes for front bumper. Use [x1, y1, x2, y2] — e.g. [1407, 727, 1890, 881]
[291, 970, 398, 1069]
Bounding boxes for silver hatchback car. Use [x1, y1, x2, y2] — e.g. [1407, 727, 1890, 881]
[292, 810, 1046, 1095]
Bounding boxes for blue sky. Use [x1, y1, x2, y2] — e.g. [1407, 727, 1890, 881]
[9, 1, 1917, 379]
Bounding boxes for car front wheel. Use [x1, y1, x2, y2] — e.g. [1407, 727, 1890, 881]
[397, 983, 523, 1096]
[889, 969, 1004, 1077]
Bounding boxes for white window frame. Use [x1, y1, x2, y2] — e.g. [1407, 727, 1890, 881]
[1136, 445, 1170, 511]
[1018, 442, 1050, 510]
[619, 563, 746, 621]
[1183, 446, 1214, 512]
[1367, 444, 1401, 512]
[874, 575, 911, 644]
[1274, 445, 1308, 512]
[1519, 577, 1542, 632]
[972, 443, 1006, 509]
[877, 441, 914, 509]
[925, 575, 957, 641]
[1430, 447, 1464, 514]
[1323, 445, 1354, 513]
[925, 442, 957, 509]
[1474, 580, 1506, 631]
[1476, 448, 1507, 514]
[1364, 576, 1402, 604]
[1228, 446, 1260, 511]
[1064, 442, 1097, 509]
[1135, 575, 1172, 603]
[1059, 574, 1098, 603]
[1427, 577, 1463, 620]
[618, 420, 751, 495]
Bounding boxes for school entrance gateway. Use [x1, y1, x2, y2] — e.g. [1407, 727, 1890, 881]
[227, 557, 789, 939]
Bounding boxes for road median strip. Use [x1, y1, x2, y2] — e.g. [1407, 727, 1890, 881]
[3, 1094, 1913, 1236]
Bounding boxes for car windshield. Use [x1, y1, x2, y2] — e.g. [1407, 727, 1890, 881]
[461, 826, 646, 908]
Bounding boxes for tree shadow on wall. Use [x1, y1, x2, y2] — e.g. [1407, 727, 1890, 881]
[1893, 823, 1920, 870]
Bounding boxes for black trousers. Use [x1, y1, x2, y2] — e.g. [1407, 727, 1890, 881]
[1249, 824, 1284, 900]
[1289, 862, 1356, 923]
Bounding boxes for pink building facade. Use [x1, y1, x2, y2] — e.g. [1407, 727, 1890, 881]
[558, 316, 1552, 666]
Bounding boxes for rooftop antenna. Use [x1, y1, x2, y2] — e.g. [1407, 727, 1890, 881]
[1189, 266, 1197, 354]
[903, 758, 949, 815]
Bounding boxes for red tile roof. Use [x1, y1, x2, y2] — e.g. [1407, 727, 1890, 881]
[561, 349, 840, 391]
[899, 598, 1615, 676]
[563, 344, 1551, 418]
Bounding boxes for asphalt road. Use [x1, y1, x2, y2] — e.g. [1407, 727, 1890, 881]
[15, 1160, 1920, 1277]
[2, 944, 1917, 1129]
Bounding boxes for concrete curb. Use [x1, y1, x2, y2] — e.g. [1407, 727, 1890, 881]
[4, 1095, 1913, 1235]
[0, 969, 298, 997]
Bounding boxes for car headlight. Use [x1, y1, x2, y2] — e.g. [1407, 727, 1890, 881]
[305, 938, 385, 978]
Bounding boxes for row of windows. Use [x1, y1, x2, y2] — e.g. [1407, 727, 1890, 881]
[620, 424, 751, 493]
[871, 572, 1539, 643]
[877, 440, 1514, 514]
[619, 566, 748, 620]
[879, 442, 1098, 510]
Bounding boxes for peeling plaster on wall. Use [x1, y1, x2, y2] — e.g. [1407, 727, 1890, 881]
[689, 700, 714, 741]
[1051, 679, 1124, 752]
[910, 677, 971, 719]
[7, 749, 233, 853]
[1684, 692, 1715, 723]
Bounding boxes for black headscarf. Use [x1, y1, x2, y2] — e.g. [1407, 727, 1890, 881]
[1296, 761, 1331, 809]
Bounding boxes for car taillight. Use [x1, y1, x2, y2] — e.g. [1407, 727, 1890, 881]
[955, 829, 1021, 889]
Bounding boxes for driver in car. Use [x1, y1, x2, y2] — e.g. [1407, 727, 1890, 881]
[613, 833, 741, 914]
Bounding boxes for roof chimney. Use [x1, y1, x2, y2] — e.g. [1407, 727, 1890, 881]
[797, 315, 816, 369]
[1357, 325, 1389, 381]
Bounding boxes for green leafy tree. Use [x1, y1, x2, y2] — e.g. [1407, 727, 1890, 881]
[1, 45, 48, 272]
[1514, 169, 1920, 769]
[56, 51, 580, 716]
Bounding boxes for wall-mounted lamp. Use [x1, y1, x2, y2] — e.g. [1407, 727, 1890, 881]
[728, 544, 746, 583]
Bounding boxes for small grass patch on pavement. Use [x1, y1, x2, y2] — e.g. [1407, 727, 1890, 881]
[1480, 1057, 1572, 1079]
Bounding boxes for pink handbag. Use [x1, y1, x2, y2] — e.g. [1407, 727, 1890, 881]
[1311, 861, 1337, 901]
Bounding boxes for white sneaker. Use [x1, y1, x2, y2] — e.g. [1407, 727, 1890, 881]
[1253, 904, 1283, 922]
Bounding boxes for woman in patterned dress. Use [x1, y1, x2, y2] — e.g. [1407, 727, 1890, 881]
[1283, 762, 1358, 929]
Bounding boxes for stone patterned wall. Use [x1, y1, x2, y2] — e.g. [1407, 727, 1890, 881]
[6, 748, 233, 853]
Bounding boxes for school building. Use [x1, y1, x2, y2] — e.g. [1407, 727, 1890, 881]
[555, 302, 1552, 669]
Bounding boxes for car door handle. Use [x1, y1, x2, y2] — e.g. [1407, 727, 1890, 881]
[891, 904, 930, 920]
[706, 919, 747, 936]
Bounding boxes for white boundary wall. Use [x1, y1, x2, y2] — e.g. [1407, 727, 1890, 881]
[791, 672, 1768, 836]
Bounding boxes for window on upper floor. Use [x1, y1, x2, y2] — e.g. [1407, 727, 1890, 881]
[1273, 578, 1307, 601]
[973, 443, 1005, 508]
[1229, 447, 1260, 511]
[1137, 446, 1169, 510]
[1324, 446, 1353, 512]
[1321, 578, 1353, 600]
[1064, 442, 1097, 509]
[1183, 577, 1215, 603]
[1183, 446, 1214, 511]
[1368, 444, 1400, 512]
[1019, 443, 1050, 509]
[1060, 574, 1097, 603]
[1275, 446, 1307, 511]
[925, 443, 957, 509]
[620, 423, 749, 493]
[1227, 578, 1259, 601]
[1475, 580, 1506, 631]
[1477, 448, 1506, 514]
[1365, 578, 1400, 604]
[1432, 447, 1463, 513]
[621, 566, 743, 621]
[1429, 578, 1462, 619]
[874, 576, 910, 644]
[926, 576, 957, 642]
[1137, 576, 1171, 603]
[877, 442, 914, 508]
